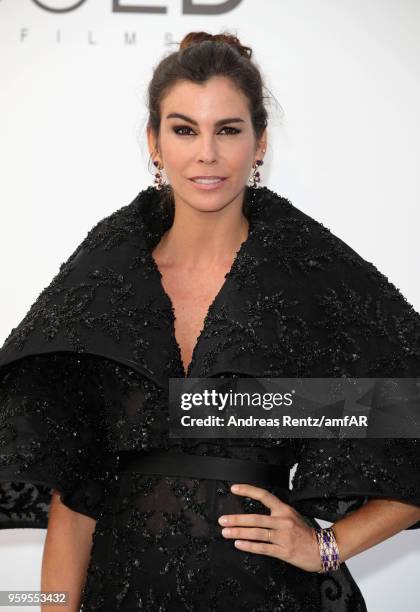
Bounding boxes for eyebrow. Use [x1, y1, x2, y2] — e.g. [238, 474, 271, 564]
[165, 112, 246, 127]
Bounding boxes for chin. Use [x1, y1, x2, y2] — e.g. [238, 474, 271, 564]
[173, 179, 245, 211]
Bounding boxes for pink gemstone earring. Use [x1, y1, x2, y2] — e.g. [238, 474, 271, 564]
[153, 160, 165, 190]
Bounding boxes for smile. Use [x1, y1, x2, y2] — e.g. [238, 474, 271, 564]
[189, 177, 227, 190]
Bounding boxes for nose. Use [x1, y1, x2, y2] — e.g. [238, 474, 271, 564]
[197, 135, 218, 164]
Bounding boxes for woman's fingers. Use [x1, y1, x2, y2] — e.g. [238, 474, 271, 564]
[216, 482, 322, 572]
[233, 539, 279, 557]
[221, 526, 274, 542]
[229, 483, 289, 514]
[218, 512, 273, 527]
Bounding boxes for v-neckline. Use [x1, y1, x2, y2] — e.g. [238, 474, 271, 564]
[148, 217, 254, 379]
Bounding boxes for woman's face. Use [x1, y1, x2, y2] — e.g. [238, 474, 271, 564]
[147, 76, 267, 212]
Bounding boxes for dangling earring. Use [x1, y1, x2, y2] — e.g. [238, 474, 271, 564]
[249, 151, 265, 189]
[153, 160, 165, 190]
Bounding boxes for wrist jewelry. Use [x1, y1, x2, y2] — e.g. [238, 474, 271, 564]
[315, 526, 341, 573]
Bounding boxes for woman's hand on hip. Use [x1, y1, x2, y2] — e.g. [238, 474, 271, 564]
[217, 483, 321, 573]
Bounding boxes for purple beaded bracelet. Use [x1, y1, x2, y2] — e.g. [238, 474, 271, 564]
[315, 526, 341, 573]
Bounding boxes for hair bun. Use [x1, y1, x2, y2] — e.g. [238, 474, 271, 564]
[179, 31, 252, 59]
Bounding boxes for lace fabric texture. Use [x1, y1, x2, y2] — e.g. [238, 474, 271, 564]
[1, 185, 420, 610]
[0, 353, 114, 527]
[0, 352, 368, 611]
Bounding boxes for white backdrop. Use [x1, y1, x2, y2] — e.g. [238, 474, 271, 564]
[0, 1, 419, 610]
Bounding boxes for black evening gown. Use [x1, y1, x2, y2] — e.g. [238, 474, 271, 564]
[1, 185, 419, 612]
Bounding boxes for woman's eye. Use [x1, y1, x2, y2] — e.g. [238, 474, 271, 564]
[173, 126, 195, 136]
[172, 126, 241, 136]
[220, 127, 241, 135]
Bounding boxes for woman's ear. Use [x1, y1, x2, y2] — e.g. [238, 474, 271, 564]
[256, 128, 267, 161]
[147, 125, 160, 164]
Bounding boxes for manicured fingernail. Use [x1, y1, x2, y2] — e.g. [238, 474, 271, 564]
[231, 485, 239, 492]
[222, 528, 231, 536]
[219, 516, 228, 525]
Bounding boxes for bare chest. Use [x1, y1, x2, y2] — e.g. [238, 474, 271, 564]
[159, 266, 229, 376]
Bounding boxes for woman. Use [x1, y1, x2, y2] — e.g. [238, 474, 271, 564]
[0, 31, 420, 612]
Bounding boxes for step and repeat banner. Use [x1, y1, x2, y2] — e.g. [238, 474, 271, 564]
[1, 2, 419, 611]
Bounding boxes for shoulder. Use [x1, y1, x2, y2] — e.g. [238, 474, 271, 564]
[45, 188, 155, 286]
[0, 189, 153, 365]
[74, 189, 150, 255]
[268, 188, 413, 303]
[260, 188, 420, 350]
[256, 187, 367, 272]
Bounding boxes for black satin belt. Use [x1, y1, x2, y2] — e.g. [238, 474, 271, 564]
[117, 450, 290, 491]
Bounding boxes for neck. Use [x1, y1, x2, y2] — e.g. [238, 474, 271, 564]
[152, 191, 250, 270]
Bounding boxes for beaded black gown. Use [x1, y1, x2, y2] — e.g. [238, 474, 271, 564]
[0, 185, 420, 611]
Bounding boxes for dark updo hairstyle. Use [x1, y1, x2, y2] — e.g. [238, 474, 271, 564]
[146, 30, 273, 216]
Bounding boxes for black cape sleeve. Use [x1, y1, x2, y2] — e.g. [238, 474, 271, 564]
[0, 352, 116, 529]
[289, 252, 420, 530]
[0, 190, 162, 529]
